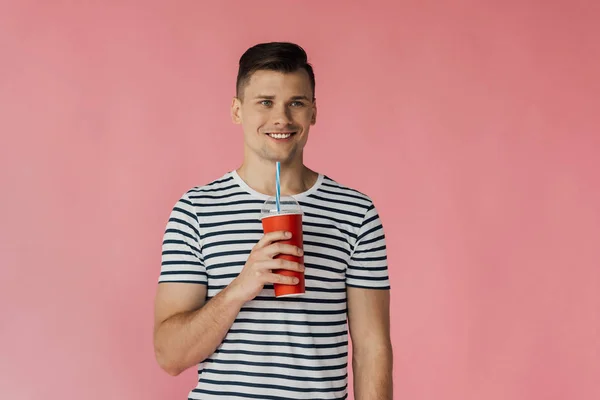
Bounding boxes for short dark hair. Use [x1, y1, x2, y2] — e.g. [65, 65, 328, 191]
[236, 42, 316, 100]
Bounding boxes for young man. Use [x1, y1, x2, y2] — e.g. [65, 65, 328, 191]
[154, 42, 393, 400]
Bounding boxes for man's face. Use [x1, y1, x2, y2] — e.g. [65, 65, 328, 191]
[231, 69, 317, 165]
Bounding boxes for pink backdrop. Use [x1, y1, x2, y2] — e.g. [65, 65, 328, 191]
[1, 1, 599, 399]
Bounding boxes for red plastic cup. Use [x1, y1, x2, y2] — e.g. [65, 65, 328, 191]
[260, 197, 305, 298]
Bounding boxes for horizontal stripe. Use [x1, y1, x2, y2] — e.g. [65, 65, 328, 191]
[160, 270, 206, 276]
[240, 307, 346, 315]
[351, 255, 387, 262]
[189, 191, 247, 200]
[206, 260, 245, 271]
[251, 296, 346, 304]
[304, 220, 356, 240]
[305, 263, 345, 275]
[158, 279, 207, 286]
[304, 251, 347, 265]
[198, 377, 347, 393]
[304, 240, 351, 256]
[188, 183, 239, 193]
[161, 249, 197, 257]
[202, 239, 257, 250]
[362, 212, 379, 228]
[317, 187, 370, 203]
[304, 211, 361, 229]
[357, 225, 383, 242]
[222, 338, 348, 349]
[303, 228, 353, 243]
[215, 348, 348, 360]
[356, 233, 385, 247]
[305, 274, 346, 283]
[234, 318, 347, 327]
[205, 175, 234, 186]
[201, 229, 263, 240]
[347, 265, 388, 272]
[308, 193, 370, 210]
[179, 196, 194, 207]
[308, 286, 347, 293]
[197, 209, 259, 218]
[173, 206, 196, 221]
[200, 367, 348, 382]
[204, 357, 347, 371]
[164, 228, 196, 243]
[200, 218, 260, 228]
[346, 283, 390, 290]
[227, 328, 347, 338]
[204, 249, 251, 261]
[196, 199, 263, 207]
[208, 284, 346, 295]
[192, 388, 347, 400]
[167, 217, 200, 239]
[161, 260, 204, 267]
[208, 273, 240, 281]
[162, 239, 201, 254]
[322, 179, 367, 197]
[345, 274, 389, 281]
[353, 244, 386, 254]
[299, 201, 364, 219]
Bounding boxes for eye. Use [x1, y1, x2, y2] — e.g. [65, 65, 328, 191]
[260, 100, 273, 106]
[290, 101, 305, 107]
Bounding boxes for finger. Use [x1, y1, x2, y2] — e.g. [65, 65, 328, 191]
[265, 273, 299, 285]
[254, 231, 292, 250]
[259, 259, 305, 272]
[264, 243, 303, 258]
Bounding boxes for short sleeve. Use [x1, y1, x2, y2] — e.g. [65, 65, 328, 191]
[346, 203, 390, 289]
[159, 192, 207, 285]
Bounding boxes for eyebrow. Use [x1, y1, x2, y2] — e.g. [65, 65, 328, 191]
[253, 95, 312, 101]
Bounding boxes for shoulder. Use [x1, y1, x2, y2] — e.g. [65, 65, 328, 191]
[318, 174, 375, 209]
[178, 172, 240, 201]
[184, 172, 236, 196]
[169, 171, 238, 210]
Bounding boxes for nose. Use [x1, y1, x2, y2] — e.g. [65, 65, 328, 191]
[271, 104, 292, 126]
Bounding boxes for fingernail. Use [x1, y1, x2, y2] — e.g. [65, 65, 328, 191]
[285, 232, 292, 238]
[298, 249, 304, 256]
[293, 278, 299, 284]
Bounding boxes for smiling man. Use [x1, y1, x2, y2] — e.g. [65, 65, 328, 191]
[153, 42, 393, 400]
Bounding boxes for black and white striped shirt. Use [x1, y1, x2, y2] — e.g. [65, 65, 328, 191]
[159, 170, 390, 400]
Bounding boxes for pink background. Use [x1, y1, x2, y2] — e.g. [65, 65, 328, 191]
[1, 1, 599, 399]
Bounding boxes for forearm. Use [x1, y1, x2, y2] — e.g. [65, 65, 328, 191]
[154, 285, 245, 375]
[353, 344, 393, 400]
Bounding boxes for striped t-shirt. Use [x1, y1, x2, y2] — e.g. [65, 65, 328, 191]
[159, 170, 390, 400]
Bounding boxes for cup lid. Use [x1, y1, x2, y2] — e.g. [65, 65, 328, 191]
[259, 196, 303, 219]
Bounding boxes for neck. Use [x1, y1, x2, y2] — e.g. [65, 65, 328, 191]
[236, 154, 318, 197]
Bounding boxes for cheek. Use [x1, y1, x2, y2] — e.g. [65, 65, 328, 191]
[243, 109, 269, 126]
[294, 109, 313, 124]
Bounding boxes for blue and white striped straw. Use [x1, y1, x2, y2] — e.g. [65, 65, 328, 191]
[275, 162, 281, 213]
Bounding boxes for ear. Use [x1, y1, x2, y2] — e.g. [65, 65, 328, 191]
[310, 98, 317, 125]
[231, 97, 242, 125]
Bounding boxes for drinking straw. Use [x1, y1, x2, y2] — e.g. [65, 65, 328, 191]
[276, 162, 281, 213]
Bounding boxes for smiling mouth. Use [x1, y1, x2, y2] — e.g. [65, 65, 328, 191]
[266, 132, 296, 139]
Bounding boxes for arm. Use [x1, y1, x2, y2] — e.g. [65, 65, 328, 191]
[347, 287, 393, 400]
[153, 282, 244, 376]
[153, 231, 304, 376]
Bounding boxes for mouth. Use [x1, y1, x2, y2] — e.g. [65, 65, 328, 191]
[265, 131, 297, 140]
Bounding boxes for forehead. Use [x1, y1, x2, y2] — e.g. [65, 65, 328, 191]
[243, 69, 313, 98]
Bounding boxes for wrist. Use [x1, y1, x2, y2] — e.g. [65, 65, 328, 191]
[220, 281, 248, 309]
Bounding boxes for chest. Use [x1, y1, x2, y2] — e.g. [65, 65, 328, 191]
[200, 211, 356, 295]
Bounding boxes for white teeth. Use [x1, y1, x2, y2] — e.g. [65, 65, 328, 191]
[268, 133, 292, 139]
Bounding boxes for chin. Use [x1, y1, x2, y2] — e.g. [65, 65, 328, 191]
[266, 153, 297, 165]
